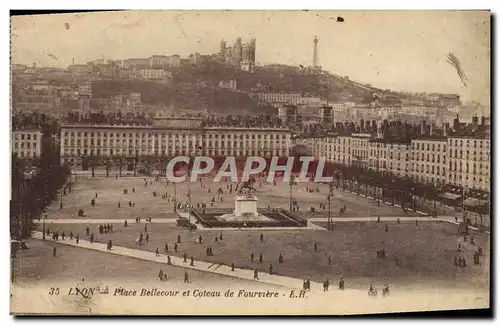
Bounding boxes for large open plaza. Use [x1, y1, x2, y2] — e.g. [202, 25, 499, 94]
[46, 173, 423, 220]
[30, 175, 490, 295]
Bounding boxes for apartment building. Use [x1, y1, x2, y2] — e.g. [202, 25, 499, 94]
[410, 138, 447, 185]
[11, 129, 43, 159]
[447, 136, 490, 192]
[59, 124, 291, 166]
[368, 140, 411, 178]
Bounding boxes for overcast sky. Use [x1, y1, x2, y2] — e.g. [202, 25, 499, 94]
[11, 10, 490, 105]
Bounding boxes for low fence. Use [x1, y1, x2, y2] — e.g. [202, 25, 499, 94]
[190, 207, 307, 228]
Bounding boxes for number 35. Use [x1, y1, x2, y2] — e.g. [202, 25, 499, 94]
[49, 287, 60, 295]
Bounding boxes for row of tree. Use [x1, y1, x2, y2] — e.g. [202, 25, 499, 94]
[11, 135, 70, 240]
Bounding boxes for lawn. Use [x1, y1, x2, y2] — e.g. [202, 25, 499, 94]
[40, 220, 490, 291]
[45, 175, 420, 220]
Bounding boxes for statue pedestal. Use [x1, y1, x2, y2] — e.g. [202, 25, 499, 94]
[234, 195, 258, 218]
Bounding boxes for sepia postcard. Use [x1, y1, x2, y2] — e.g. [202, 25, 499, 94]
[10, 10, 491, 316]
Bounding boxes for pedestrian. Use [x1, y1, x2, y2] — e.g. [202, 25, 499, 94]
[183, 252, 187, 263]
[184, 271, 189, 283]
[253, 269, 259, 280]
[76, 234, 79, 244]
[385, 224, 388, 232]
[215, 236, 219, 243]
[260, 233, 264, 243]
[278, 253, 284, 264]
[231, 263, 235, 272]
[470, 236, 475, 245]
[69, 231, 73, 240]
[269, 264, 273, 275]
[158, 269, 164, 281]
[52, 247, 57, 257]
[198, 235, 203, 244]
[454, 256, 458, 266]
[174, 243, 178, 253]
[61, 232, 65, 240]
[124, 220, 128, 227]
[251, 252, 254, 263]
[206, 247, 210, 256]
[190, 256, 195, 266]
[107, 240, 112, 251]
[397, 218, 400, 224]
[259, 253, 263, 263]
[146, 233, 149, 242]
[164, 243, 169, 253]
[328, 254, 332, 265]
[314, 242, 318, 252]
[339, 277, 345, 290]
[377, 216, 380, 223]
[155, 248, 160, 257]
[167, 256, 172, 265]
[177, 234, 181, 244]
[323, 279, 330, 292]
[90, 233, 94, 243]
[86, 227, 90, 236]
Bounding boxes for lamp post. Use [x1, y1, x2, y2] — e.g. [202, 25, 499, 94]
[59, 188, 63, 209]
[328, 180, 333, 230]
[462, 187, 468, 224]
[289, 175, 295, 211]
[42, 213, 47, 240]
[173, 181, 177, 212]
[187, 170, 192, 225]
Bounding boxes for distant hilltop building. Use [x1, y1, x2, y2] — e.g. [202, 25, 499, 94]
[219, 37, 256, 73]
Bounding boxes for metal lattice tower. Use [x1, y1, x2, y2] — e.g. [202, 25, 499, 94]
[313, 36, 319, 68]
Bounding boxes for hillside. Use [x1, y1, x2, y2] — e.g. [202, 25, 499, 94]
[91, 79, 262, 114]
[91, 63, 379, 114]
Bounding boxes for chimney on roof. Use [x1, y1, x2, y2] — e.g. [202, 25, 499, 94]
[443, 123, 449, 137]
[360, 119, 364, 133]
[429, 122, 434, 136]
[420, 120, 426, 135]
[377, 120, 383, 139]
[481, 116, 486, 126]
[72, 58, 75, 65]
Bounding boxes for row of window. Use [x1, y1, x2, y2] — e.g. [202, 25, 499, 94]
[412, 142, 446, 151]
[13, 142, 37, 149]
[62, 131, 288, 140]
[14, 150, 38, 158]
[448, 139, 489, 148]
[62, 149, 288, 157]
[13, 134, 39, 140]
[412, 153, 445, 163]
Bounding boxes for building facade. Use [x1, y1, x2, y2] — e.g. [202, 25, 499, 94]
[447, 136, 490, 192]
[11, 130, 43, 159]
[368, 140, 411, 178]
[410, 138, 447, 185]
[59, 123, 291, 166]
